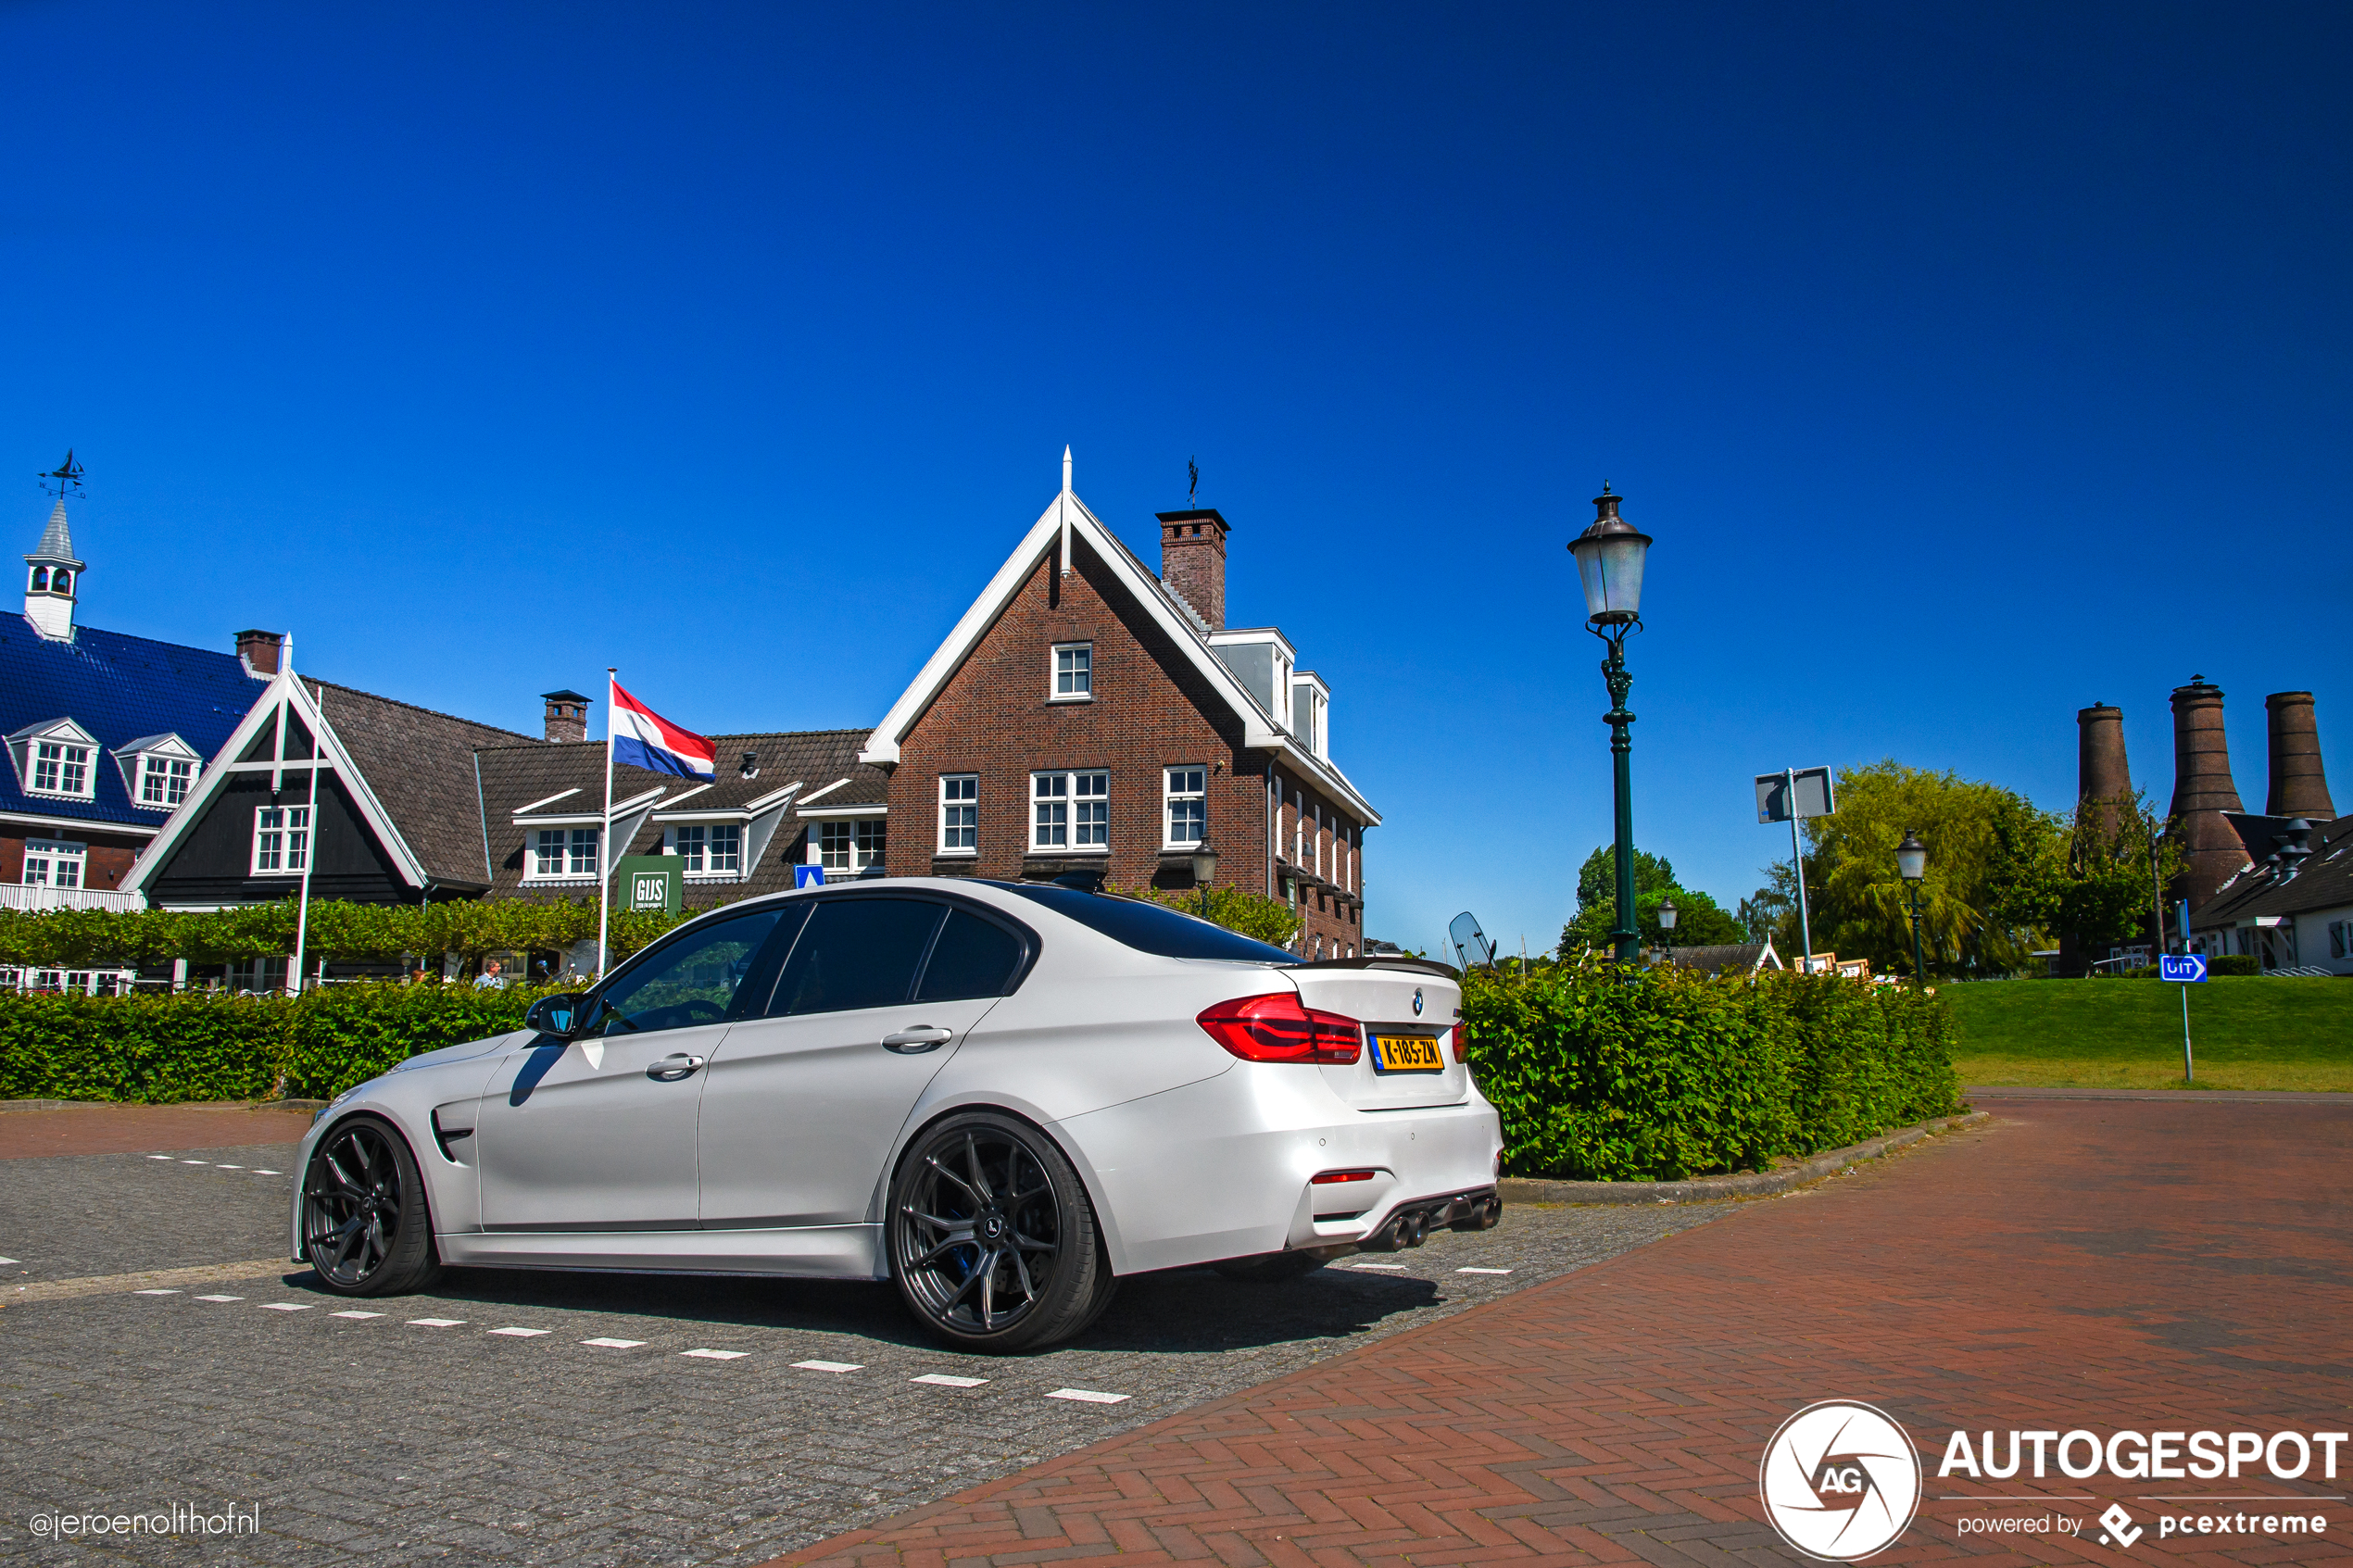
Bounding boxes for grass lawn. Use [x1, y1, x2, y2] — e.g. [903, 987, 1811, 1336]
[1944, 976, 2353, 1091]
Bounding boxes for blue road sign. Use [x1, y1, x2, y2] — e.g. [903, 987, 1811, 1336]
[2160, 954, 2208, 983]
[793, 863, 826, 889]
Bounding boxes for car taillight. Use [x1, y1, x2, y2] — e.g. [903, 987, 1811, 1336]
[1196, 992, 1363, 1064]
[1451, 1024, 1468, 1063]
[1311, 1169, 1377, 1185]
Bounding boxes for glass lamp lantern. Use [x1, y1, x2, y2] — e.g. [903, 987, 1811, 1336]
[1189, 842, 1219, 886]
[1567, 488, 1653, 627]
[1656, 897, 1678, 933]
[1896, 832, 1928, 883]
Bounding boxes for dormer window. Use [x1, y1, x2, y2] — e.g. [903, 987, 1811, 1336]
[142, 756, 195, 807]
[114, 733, 204, 812]
[8, 720, 100, 801]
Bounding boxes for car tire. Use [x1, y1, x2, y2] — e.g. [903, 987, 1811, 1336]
[887, 1110, 1106, 1353]
[301, 1115, 444, 1297]
[1211, 1251, 1327, 1284]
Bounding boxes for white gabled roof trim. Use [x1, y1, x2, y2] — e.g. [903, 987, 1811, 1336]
[122, 671, 433, 896]
[860, 489, 1381, 825]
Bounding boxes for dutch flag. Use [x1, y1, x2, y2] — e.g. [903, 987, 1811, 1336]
[610, 680, 716, 780]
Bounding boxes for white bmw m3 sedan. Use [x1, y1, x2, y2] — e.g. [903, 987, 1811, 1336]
[290, 879, 1503, 1351]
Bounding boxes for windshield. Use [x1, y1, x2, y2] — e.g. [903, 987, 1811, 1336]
[993, 883, 1295, 963]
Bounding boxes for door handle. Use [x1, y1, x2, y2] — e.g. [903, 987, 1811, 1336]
[881, 1025, 954, 1053]
[646, 1053, 706, 1081]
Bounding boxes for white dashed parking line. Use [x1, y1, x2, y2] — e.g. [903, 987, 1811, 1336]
[195, 1295, 243, 1303]
[252, 1170, 283, 1176]
[792, 1359, 862, 1373]
[331, 1311, 384, 1319]
[581, 1337, 645, 1348]
[489, 1326, 550, 1336]
[408, 1318, 465, 1328]
[135, 1288, 181, 1295]
[257, 1302, 313, 1311]
[1346, 1262, 1406, 1271]
[216, 1164, 244, 1170]
[147, 1155, 175, 1160]
[1046, 1387, 1128, 1404]
[0, 1258, 17, 1265]
[680, 1348, 748, 1361]
[1457, 1266, 1512, 1274]
[912, 1374, 988, 1388]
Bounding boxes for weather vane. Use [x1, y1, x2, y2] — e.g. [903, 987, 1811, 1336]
[39, 450, 83, 502]
[1188, 457, 1199, 508]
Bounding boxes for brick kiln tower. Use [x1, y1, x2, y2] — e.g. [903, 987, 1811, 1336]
[2263, 692, 2335, 821]
[2167, 676, 2250, 909]
[2076, 702, 2132, 834]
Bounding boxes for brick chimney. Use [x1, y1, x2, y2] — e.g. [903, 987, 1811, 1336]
[235, 629, 284, 676]
[2264, 691, 2335, 819]
[1156, 508, 1228, 632]
[2167, 676, 2249, 910]
[542, 688, 592, 744]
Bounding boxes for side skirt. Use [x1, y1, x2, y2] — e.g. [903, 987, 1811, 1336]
[437, 1223, 885, 1279]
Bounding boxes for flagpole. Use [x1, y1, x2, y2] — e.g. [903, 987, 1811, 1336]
[292, 679, 323, 994]
[288, 637, 322, 996]
[598, 667, 616, 979]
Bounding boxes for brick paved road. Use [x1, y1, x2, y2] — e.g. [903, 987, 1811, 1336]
[0, 1103, 313, 1160]
[0, 1128, 1714, 1566]
[771, 1098, 2353, 1568]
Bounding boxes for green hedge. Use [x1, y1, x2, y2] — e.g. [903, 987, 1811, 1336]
[1461, 964, 1960, 1182]
[0, 983, 555, 1104]
[0, 897, 689, 970]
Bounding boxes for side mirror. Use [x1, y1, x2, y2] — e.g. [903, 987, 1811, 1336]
[524, 991, 595, 1040]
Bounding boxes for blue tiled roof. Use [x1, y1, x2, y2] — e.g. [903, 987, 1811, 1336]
[0, 617, 267, 831]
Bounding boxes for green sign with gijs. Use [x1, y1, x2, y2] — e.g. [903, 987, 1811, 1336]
[613, 854, 682, 914]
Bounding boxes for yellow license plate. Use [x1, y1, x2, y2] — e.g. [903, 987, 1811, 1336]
[1370, 1035, 1444, 1073]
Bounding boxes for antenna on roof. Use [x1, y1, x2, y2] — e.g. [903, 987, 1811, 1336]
[1188, 456, 1199, 508]
[38, 450, 83, 502]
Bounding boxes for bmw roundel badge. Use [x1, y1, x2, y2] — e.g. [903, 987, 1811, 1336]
[1412, 988, 1425, 1016]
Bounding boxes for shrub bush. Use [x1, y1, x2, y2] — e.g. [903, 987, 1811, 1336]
[0, 983, 553, 1104]
[1460, 964, 1959, 1181]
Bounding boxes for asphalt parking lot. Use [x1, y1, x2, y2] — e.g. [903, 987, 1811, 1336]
[1, 1131, 1720, 1566]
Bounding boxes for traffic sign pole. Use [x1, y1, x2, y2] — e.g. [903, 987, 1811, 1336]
[2159, 951, 2206, 1082]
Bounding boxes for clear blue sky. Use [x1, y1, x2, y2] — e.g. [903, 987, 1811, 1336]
[6, 3, 2347, 952]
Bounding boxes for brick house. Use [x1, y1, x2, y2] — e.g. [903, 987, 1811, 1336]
[860, 454, 1377, 958]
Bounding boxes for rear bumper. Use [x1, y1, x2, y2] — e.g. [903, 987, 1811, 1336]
[1052, 1060, 1503, 1275]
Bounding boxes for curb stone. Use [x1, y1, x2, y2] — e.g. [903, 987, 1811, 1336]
[1497, 1110, 1991, 1206]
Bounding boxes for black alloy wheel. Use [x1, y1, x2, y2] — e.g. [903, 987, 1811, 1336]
[887, 1111, 1111, 1352]
[302, 1117, 442, 1296]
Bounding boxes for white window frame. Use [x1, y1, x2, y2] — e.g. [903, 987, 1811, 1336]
[251, 805, 311, 877]
[139, 754, 197, 809]
[1163, 766, 1206, 848]
[939, 773, 978, 855]
[676, 822, 743, 878]
[524, 825, 601, 883]
[21, 838, 87, 890]
[30, 739, 94, 800]
[1033, 770, 1109, 852]
[1050, 642, 1094, 703]
[818, 819, 887, 874]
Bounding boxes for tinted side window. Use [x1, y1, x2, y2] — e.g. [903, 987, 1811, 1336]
[597, 907, 791, 1035]
[769, 898, 946, 1016]
[915, 909, 1026, 1002]
[995, 883, 1295, 961]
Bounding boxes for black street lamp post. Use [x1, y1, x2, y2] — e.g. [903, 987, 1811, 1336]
[1567, 486, 1654, 964]
[1657, 895, 1678, 970]
[1896, 831, 1929, 986]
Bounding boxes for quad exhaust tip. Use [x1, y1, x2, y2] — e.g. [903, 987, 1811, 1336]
[1355, 1188, 1502, 1252]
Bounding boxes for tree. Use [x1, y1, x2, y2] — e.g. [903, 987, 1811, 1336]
[1740, 759, 2066, 979]
[1557, 847, 1743, 956]
[2064, 791, 2184, 955]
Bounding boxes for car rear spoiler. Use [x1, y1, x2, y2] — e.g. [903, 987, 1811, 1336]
[1281, 956, 1461, 980]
